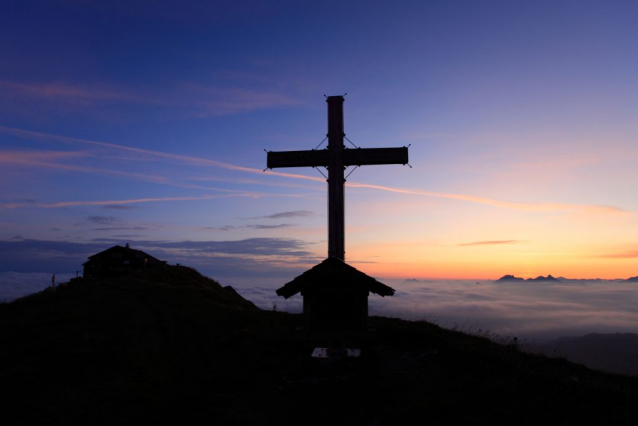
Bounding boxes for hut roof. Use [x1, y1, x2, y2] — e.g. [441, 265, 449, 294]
[83, 245, 163, 266]
[276, 257, 395, 299]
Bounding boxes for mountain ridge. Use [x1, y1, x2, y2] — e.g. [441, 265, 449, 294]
[496, 274, 638, 282]
[496, 274, 561, 282]
[1, 265, 637, 425]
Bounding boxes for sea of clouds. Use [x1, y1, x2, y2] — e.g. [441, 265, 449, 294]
[3, 272, 636, 344]
[230, 277, 638, 343]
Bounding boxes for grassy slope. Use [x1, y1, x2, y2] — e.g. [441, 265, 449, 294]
[1, 266, 636, 425]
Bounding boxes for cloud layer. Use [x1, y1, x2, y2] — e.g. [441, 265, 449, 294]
[0, 237, 318, 278]
[234, 278, 638, 343]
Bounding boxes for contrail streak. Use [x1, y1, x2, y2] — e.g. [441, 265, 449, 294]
[0, 193, 298, 209]
[346, 182, 627, 215]
[0, 125, 628, 215]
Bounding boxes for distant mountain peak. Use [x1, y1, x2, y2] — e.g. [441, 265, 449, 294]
[496, 274, 561, 282]
[496, 275, 525, 281]
[528, 275, 560, 282]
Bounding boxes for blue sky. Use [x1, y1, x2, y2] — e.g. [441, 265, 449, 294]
[1, 0, 637, 286]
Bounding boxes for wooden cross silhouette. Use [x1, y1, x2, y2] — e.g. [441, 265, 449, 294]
[267, 96, 409, 261]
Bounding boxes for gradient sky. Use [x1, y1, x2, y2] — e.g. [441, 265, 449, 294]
[1, 0, 637, 284]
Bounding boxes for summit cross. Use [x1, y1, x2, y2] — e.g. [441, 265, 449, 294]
[266, 96, 409, 261]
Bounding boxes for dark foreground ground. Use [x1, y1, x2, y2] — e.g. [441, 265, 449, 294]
[1, 267, 637, 425]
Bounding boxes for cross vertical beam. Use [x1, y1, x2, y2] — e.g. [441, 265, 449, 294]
[327, 96, 345, 260]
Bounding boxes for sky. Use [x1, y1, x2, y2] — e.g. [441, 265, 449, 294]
[1, 0, 638, 290]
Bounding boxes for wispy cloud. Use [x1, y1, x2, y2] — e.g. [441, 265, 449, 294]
[189, 176, 323, 191]
[103, 205, 139, 210]
[246, 224, 293, 229]
[0, 237, 316, 277]
[203, 224, 294, 231]
[0, 149, 89, 163]
[599, 250, 638, 259]
[0, 237, 312, 259]
[346, 182, 629, 216]
[0, 80, 303, 116]
[0, 125, 323, 182]
[203, 225, 237, 231]
[92, 227, 149, 231]
[189, 87, 303, 116]
[0, 148, 173, 184]
[0, 125, 629, 215]
[458, 240, 526, 247]
[145, 237, 313, 257]
[246, 210, 314, 219]
[87, 216, 117, 225]
[1, 148, 274, 196]
[0, 194, 274, 209]
[0, 80, 147, 104]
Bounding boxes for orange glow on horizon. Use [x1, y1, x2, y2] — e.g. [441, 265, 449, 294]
[348, 258, 638, 281]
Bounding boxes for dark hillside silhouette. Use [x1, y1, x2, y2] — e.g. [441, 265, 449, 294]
[540, 333, 638, 377]
[1, 265, 637, 425]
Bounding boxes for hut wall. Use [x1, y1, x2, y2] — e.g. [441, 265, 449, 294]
[302, 286, 368, 331]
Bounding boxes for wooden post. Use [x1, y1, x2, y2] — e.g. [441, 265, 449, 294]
[327, 96, 345, 260]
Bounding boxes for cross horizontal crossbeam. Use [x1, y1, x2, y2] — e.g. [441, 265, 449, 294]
[267, 147, 408, 169]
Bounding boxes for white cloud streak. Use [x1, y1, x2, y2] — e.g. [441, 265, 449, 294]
[0, 80, 147, 104]
[0, 193, 295, 209]
[0, 125, 629, 215]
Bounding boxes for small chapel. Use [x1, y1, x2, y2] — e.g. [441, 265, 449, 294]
[276, 257, 395, 332]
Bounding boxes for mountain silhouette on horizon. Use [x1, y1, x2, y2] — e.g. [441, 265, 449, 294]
[497, 274, 638, 282]
[496, 274, 525, 281]
[496, 274, 561, 282]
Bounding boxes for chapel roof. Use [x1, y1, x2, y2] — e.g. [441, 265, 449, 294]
[276, 257, 395, 299]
